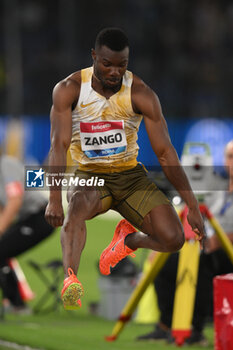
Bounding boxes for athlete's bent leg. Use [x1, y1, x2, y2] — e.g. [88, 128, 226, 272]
[99, 204, 184, 276]
[125, 204, 185, 253]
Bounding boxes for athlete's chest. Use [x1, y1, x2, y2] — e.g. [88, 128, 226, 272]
[76, 90, 131, 120]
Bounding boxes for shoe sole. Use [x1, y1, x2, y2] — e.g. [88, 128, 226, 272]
[62, 283, 83, 310]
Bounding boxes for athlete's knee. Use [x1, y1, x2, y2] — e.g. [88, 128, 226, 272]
[67, 189, 101, 223]
[68, 190, 90, 216]
[69, 190, 86, 207]
[164, 226, 185, 252]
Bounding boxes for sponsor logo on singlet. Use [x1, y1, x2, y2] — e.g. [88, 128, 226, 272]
[80, 120, 127, 158]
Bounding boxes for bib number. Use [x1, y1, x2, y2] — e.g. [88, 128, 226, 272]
[80, 121, 127, 158]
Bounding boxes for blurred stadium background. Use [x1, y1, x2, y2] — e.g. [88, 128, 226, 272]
[0, 0, 233, 349]
[1, 0, 233, 165]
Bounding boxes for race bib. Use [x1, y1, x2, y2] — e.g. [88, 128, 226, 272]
[80, 121, 127, 158]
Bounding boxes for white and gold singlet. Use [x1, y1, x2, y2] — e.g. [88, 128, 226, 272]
[70, 66, 143, 173]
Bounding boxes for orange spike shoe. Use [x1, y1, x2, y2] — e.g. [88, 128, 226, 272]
[61, 268, 84, 310]
[99, 219, 137, 275]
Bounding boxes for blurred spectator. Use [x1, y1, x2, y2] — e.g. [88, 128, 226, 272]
[0, 153, 55, 312]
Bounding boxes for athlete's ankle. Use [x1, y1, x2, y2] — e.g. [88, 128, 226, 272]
[64, 267, 77, 279]
[124, 232, 138, 250]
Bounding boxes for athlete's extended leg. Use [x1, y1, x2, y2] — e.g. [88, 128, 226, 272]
[61, 187, 101, 276]
[61, 185, 111, 308]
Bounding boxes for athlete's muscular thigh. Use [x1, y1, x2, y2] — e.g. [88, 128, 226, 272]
[67, 185, 103, 220]
[141, 204, 184, 251]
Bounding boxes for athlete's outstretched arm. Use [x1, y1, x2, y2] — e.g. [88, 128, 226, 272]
[45, 78, 79, 227]
[132, 77, 205, 242]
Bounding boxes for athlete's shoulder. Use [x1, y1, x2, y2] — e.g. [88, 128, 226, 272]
[52, 71, 81, 105]
[132, 73, 158, 96]
[131, 74, 156, 96]
[131, 74, 160, 114]
[55, 71, 81, 92]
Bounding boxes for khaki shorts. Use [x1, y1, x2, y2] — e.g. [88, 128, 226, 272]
[74, 164, 170, 230]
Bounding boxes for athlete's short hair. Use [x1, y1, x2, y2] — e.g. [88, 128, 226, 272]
[95, 27, 129, 51]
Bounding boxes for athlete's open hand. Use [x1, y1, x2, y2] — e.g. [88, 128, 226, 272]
[45, 201, 64, 227]
[187, 206, 206, 248]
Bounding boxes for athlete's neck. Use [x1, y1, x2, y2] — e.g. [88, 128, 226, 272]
[91, 73, 122, 99]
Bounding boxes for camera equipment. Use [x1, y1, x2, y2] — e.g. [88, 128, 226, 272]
[181, 142, 214, 199]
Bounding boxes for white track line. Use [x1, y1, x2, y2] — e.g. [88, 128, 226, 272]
[0, 339, 44, 350]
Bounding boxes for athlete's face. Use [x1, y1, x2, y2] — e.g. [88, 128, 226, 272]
[92, 45, 129, 89]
